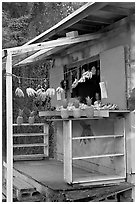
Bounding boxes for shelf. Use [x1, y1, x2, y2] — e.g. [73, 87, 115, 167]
[73, 175, 126, 184]
[13, 133, 48, 137]
[13, 123, 45, 126]
[13, 143, 48, 148]
[72, 153, 124, 160]
[39, 110, 130, 117]
[13, 154, 47, 160]
[72, 135, 123, 140]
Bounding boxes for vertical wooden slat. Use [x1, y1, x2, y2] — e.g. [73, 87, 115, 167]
[43, 123, 49, 156]
[6, 51, 13, 201]
[63, 120, 72, 183]
[123, 117, 127, 178]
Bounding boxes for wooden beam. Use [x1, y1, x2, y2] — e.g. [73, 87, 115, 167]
[101, 5, 134, 16]
[6, 51, 13, 202]
[14, 45, 69, 66]
[66, 55, 99, 69]
[5, 33, 102, 55]
[63, 120, 72, 184]
[82, 16, 113, 24]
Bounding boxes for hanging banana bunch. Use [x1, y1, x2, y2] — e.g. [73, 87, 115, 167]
[15, 77, 24, 97]
[15, 87, 24, 97]
[45, 88, 55, 97]
[26, 87, 36, 97]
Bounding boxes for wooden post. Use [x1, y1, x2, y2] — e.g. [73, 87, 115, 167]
[43, 123, 49, 156]
[6, 51, 13, 201]
[63, 120, 72, 183]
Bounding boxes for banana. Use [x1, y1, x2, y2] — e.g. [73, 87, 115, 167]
[45, 88, 55, 97]
[15, 87, 24, 97]
[40, 92, 47, 101]
[26, 88, 36, 97]
[36, 88, 44, 96]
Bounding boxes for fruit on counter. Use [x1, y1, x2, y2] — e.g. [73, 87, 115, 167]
[62, 99, 68, 109]
[74, 100, 80, 108]
[29, 111, 35, 124]
[93, 101, 119, 110]
[15, 87, 24, 97]
[26, 87, 36, 97]
[86, 96, 92, 106]
[36, 88, 45, 96]
[16, 109, 23, 125]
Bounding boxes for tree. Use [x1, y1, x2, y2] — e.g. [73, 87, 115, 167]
[2, 2, 85, 48]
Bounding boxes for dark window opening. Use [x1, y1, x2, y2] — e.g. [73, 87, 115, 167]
[71, 60, 101, 104]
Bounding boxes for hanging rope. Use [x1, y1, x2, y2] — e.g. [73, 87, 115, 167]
[4, 65, 82, 82]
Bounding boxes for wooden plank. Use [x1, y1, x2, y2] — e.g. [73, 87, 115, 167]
[100, 46, 126, 109]
[72, 135, 123, 140]
[13, 154, 47, 160]
[6, 51, 13, 202]
[73, 175, 126, 184]
[6, 33, 102, 55]
[15, 45, 69, 66]
[43, 124, 49, 157]
[82, 16, 113, 24]
[66, 55, 99, 69]
[13, 133, 47, 137]
[13, 123, 45, 126]
[13, 143, 48, 148]
[63, 120, 73, 183]
[73, 153, 124, 160]
[101, 5, 133, 15]
[39, 110, 129, 117]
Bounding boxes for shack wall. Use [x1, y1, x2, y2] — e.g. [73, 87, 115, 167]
[50, 19, 135, 108]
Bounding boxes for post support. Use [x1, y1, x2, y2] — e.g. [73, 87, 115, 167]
[6, 51, 13, 202]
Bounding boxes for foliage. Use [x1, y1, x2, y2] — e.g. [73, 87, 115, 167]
[2, 2, 85, 48]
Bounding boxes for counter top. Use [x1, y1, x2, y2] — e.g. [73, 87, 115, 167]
[39, 109, 130, 119]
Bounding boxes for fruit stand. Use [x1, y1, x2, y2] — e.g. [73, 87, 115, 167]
[39, 107, 130, 185]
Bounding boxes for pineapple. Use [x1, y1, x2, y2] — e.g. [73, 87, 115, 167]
[62, 99, 68, 109]
[29, 111, 35, 124]
[16, 109, 23, 125]
[86, 96, 92, 106]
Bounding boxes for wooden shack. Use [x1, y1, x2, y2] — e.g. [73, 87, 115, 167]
[3, 2, 135, 202]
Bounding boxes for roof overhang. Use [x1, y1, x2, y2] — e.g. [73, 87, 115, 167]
[2, 2, 135, 68]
